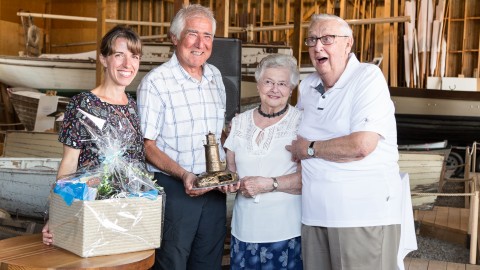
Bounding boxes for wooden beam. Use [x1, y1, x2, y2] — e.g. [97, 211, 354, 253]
[339, 0, 347, 18]
[0, 83, 15, 124]
[173, 0, 187, 15]
[285, 0, 291, 43]
[272, 0, 277, 41]
[382, 0, 391, 82]
[326, 0, 335, 15]
[148, 0, 153, 36]
[390, 0, 398, 86]
[291, 0, 304, 105]
[43, 0, 52, 54]
[96, 0, 107, 87]
[260, 0, 264, 43]
[215, 0, 229, 37]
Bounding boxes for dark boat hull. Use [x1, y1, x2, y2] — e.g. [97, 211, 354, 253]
[390, 87, 480, 147]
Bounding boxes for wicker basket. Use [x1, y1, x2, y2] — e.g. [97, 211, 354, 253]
[49, 193, 163, 257]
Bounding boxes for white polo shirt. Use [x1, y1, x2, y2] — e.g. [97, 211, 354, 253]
[297, 54, 402, 228]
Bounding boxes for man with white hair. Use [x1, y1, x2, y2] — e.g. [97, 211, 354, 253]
[137, 4, 226, 270]
[287, 14, 402, 270]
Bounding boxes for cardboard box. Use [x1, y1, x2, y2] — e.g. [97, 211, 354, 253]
[427, 77, 480, 91]
[49, 193, 163, 257]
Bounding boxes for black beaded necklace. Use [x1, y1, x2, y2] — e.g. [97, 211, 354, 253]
[258, 104, 289, 118]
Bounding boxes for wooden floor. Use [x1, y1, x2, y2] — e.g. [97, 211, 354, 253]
[415, 205, 471, 246]
[416, 206, 470, 234]
[404, 257, 480, 269]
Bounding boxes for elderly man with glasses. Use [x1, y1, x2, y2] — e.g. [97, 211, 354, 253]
[287, 14, 402, 270]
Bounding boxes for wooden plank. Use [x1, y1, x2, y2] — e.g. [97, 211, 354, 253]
[272, 0, 277, 41]
[3, 131, 62, 158]
[448, 206, 461, 231]
[428, 260, 447, 270]
[460, 208, 470, 232]
[466, 263, 480, 269]
[408, 257, 429, 270]
[359, 0, 366, 61]
[0, 84, 15, 124]
[447, 262, 467, 270]
[435, 206, 449, 229]
[326, 0, 334, 15]
[95, 0, 107, 86]
[416, 209, 427, 221]
[422, 207, 437, 225]
[399, 153, 445, 161]
[215, 0, 229, 37]
[291, 0, 303, 106]
[410, 174, 445, 182]
[404, 256, 412, 268]
[402, 166, 443, 173]
[382, 0, 391, 81]
[339, 0, 347, 18]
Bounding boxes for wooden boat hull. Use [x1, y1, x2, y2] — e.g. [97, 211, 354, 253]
[390, 87, 480, 147]
[0, 158, 61, 218]
[2, 131, 63, 158]
[398, 149, 450, 210]
[0, 54, 160, 94]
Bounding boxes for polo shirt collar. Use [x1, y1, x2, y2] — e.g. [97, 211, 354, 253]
[310, 53, 360, 93]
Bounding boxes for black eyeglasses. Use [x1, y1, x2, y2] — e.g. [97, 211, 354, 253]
[304, 35, 349, 47]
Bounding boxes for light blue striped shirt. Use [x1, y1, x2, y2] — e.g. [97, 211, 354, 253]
[137, 53, 226, 174]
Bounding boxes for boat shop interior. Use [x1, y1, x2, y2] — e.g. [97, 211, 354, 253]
[0, 0, 480, 269]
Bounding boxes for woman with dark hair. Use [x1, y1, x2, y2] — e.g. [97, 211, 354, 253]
[41, 25, 145, 245]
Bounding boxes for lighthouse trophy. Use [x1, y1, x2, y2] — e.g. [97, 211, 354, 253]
[194, 132, 239, 189]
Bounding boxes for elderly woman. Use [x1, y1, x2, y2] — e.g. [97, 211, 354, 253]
[223, 54, 303, 269]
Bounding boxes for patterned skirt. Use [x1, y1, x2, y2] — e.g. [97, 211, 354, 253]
[230, 235, 303, 270]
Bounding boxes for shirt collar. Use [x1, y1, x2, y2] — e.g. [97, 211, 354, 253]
[170, 52, 215, 85]
[310, 53, 360, 93]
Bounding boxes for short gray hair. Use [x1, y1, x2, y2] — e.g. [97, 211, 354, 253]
[170, 4, 216, 40]
[309, 14, 352, 37]
[255, 54, 300, 89]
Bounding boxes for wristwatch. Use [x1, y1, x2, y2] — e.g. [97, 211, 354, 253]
[307, 141, 315, 157]
[272, 177, 278, 191]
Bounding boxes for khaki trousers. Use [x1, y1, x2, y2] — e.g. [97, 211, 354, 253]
[302, 224, 401, 270]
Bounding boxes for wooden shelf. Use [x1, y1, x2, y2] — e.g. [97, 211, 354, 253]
[446, 0, 479, 78]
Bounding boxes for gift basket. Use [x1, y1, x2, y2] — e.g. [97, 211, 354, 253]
[48, 108, 164, 258]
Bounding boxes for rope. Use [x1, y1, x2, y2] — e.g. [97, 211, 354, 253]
[27, 24, 40, 47]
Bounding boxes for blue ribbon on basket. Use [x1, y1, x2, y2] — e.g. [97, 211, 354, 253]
[53, 182, 88, 206]
[128, 189, 158, 200]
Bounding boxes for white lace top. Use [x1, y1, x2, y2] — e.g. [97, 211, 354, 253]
[224, 105, 303, 243]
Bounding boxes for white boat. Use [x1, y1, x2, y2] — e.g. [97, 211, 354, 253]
[398, 148, 451, 210]
[0, 44, 171, 94]
[0, 42, 294, 95]
[398, 140, 448, 151]
[0, 158, 61, 218]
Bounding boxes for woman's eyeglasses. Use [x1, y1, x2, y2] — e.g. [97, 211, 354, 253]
[261, 79, 289, 90]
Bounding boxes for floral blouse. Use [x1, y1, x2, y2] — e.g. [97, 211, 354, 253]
[59, 92, 145, 168]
